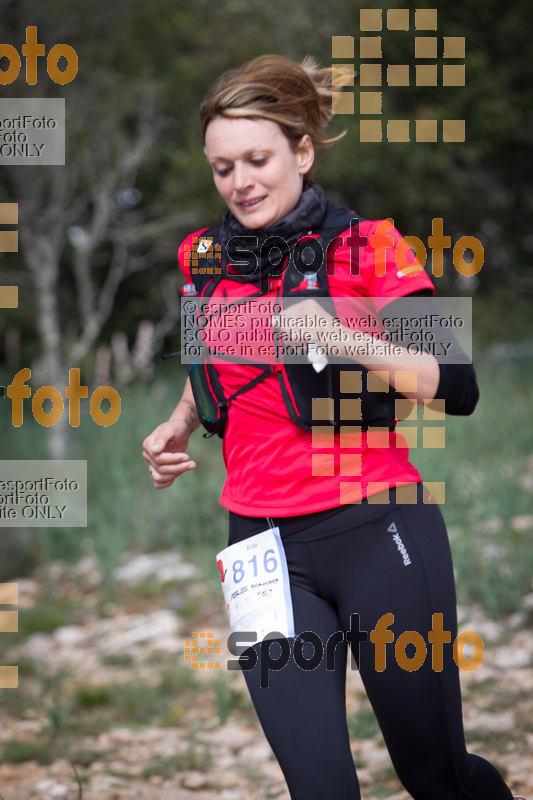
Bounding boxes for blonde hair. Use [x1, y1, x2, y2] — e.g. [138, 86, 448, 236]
[200, 54, 346, 176]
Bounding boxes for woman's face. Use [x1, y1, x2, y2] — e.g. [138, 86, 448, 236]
[204, 116, 314, 229]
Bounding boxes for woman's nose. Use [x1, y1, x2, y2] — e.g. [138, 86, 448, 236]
[232, 162, 253, 192]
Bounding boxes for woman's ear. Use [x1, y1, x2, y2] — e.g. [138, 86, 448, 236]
[297, 134, 315, 175]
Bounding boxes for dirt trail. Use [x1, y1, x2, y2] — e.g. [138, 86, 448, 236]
[1, 553, 532, 799]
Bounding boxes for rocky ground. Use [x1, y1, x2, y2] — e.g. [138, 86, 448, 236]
[1, 550, 532, 800]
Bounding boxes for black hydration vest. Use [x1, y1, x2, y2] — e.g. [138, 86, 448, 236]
[185, 202, 399, 438]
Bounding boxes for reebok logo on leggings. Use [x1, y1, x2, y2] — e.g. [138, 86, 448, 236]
[387, 522, 412, 566]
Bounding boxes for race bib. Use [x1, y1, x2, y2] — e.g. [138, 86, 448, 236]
[216, 527, 295, 646]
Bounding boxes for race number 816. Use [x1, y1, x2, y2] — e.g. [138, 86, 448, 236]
[233, 549, 278, 583]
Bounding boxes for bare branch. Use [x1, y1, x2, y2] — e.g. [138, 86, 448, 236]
[152, 272, 182, 353]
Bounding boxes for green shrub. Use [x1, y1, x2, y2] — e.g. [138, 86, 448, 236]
[0, 741, 53, 765]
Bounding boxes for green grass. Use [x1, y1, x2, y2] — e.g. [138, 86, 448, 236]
[367, 785, 398, 799]
[99, 652, 135, 668]
[347, 705, 382, 740]
[70, 749, 110, 768]
[15, 597, 76, 639]
[141, 746, 210, 779]
[67, 665, 202, 731]
[0, 662, 205, 784]
[0, 751, 88, 800]
[213, 673, 255, 726]
[0, 741, 54, 765]
[408, 349, 533, 616]
[74, 684, 112, 707]
[72, 766, 85, 800]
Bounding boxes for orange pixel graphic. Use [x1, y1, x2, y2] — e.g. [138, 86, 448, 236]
[332, 9, 466, 143]
[184, 631, 222, 669]
[184, 237, 222, 276]
[0, 203, 20, 309]
[0, 202, 18, 254]
[0, 583, 19, 689]
[311, 371, 445, 505]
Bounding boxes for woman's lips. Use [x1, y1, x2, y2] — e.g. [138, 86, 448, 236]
[237, 196, 266, 210]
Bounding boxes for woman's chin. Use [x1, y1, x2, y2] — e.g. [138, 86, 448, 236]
[231, 200, 280, 230]
[234, 210, 270, 229]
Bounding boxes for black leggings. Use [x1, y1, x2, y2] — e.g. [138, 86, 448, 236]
[228, 485, 513, 800]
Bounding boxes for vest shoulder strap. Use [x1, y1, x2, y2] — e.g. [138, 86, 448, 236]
[319, 201, 364, 233]
[188, 227, 221, 296]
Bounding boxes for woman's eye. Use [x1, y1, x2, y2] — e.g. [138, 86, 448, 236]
[214, 157, 266, 176]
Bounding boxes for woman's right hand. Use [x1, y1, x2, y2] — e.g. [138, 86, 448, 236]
[142, 418, 197, 489]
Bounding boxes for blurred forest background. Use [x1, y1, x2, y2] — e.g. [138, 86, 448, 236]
[1, 0, 532, 617]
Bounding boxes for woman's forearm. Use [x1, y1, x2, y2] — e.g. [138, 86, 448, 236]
[169, 377, 202, 435]
[275, 302, 441, 404]
[331, 326, 441, 403]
